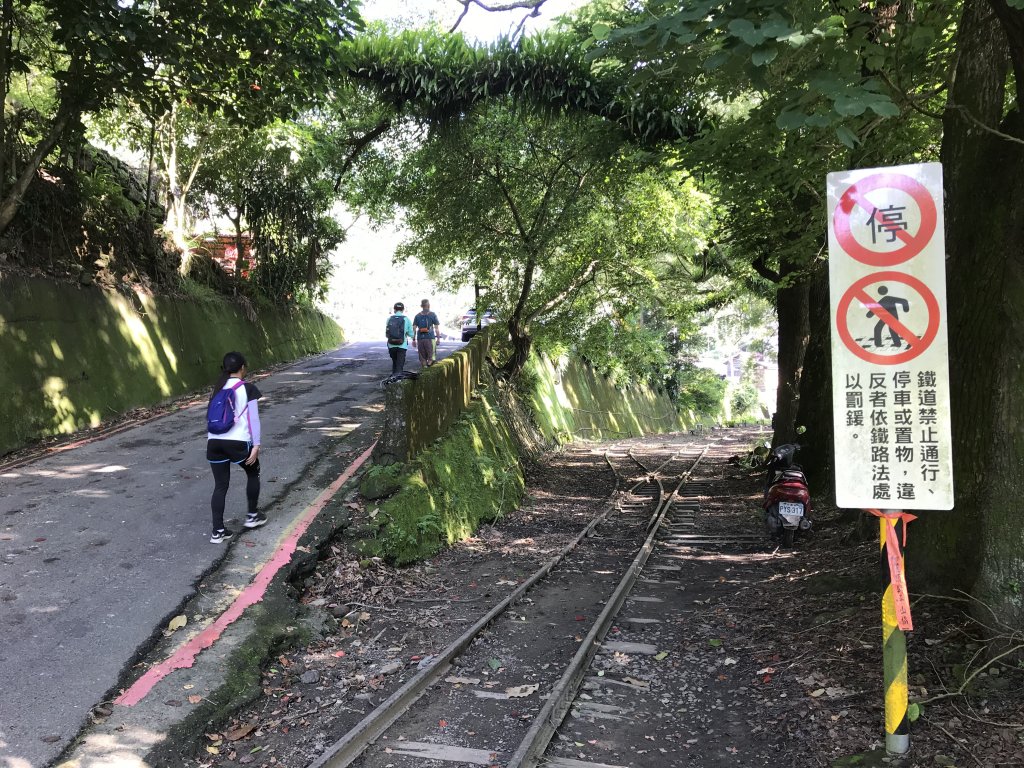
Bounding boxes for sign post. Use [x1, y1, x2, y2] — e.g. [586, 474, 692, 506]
[826, 162, 954, 755]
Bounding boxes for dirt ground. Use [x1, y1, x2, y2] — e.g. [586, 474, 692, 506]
[182, 433, 1024, 768]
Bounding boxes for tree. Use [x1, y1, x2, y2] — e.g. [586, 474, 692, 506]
[0, 1, 164, 234]
[362, 100, 697, 375]
[910, 0, 1024, 623]
[593, 0, 1024, 622]
[94, 0, 364, 271]
[186, 84, 395, 302]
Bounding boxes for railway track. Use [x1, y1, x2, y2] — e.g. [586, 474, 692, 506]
[307, 435, 730, 768]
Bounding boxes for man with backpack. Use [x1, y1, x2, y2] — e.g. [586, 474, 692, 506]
[385, 302, 415, 376]
[413, 299, 441, 368]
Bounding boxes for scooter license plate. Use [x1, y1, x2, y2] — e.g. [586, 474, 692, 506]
[778, 502, 804, 518]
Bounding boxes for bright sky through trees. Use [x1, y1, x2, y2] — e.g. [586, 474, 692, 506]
[360, 0, 589, 42]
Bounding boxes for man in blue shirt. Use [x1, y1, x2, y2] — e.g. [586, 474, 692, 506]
[413, 299, 442, 367]
[385, 302, 415, 376]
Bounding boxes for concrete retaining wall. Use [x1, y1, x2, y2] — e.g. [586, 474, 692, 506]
[372, 330, 491, 465]
[363, 344, 692, 564]
[529, 355, 689, 442]
[0, 272, 344, 455]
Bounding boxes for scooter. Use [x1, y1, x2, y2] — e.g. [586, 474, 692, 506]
[763, 443, 812, 546]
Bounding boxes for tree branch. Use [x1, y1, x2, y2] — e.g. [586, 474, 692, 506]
[751, 254, 781, 283]
[449, 0, 551, 35]
[334, 118, 393, 192]
[487, 161, 535, 250]
[525, 258, 599, 323]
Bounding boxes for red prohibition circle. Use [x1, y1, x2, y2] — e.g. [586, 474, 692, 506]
[836, 271, 941, 365]
[833, 173, 938, 267]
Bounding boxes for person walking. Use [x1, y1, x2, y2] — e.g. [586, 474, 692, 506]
[205, 352, 267, 543]
[413, 299, 441, 368]
[385, 302, 415, 376]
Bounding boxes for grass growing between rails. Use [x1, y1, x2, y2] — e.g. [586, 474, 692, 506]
[361, 388, 524, 565]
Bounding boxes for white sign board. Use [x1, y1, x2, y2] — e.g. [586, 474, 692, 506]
[827, 162, 954, 510]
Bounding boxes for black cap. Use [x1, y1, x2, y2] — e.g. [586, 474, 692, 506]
[394, 302, 404, 311]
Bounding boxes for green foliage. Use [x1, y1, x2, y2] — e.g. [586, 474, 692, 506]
[675, 364, 727, 417]
[353, 96, 706, 374]
[731, 381, 760, 416]
[76, 164, 139, 237]
[588, 0, 957, 142]
[344, 25, 699, 143]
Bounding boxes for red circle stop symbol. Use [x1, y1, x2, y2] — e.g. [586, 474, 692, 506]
[833, 173, 938, 267]
[835, 272, 940, 365]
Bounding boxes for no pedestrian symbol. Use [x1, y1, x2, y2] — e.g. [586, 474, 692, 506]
[835, 272, 940, 365]
[833, 173, 937, 267]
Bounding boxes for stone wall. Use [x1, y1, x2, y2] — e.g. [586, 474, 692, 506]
[0, 272, 344, 455]
[372, 330, 491, 465]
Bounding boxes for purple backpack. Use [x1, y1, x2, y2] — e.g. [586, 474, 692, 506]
[206, 381, 244, 435]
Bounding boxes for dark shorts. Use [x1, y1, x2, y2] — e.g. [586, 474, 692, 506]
[207, 439, 253, 464]
[417, 337, 434, 362]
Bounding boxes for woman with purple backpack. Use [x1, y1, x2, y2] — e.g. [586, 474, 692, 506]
[205, 352, 267, 543]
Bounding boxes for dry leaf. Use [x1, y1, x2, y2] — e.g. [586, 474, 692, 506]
[167, 615, 187, 632]
[206, 746, 220, 755]
[505, 683, 540, 698]
[445, 676, 481, 685]
[188, 695, 203, 704]
[226, 723, 256, 741]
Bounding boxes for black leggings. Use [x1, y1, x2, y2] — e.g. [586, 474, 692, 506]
[209, 459, 260, 531]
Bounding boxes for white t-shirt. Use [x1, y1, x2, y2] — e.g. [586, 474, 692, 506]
[207, 378, 257, 443]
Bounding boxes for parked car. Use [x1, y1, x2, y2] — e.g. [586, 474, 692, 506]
[461, 308, 497, 342]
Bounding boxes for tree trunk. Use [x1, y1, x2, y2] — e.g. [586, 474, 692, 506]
[307, 238, 320, 294]
[0, 107, 71, 234]
[503, 320, 532, 377]
[772, 268, 810, 446]
[503, 252, 537, 377]
[231, 212, 246, 281]
[794, 264, 835, 491]
[0, 0, 13, 203]
[911, 0, 1024, 625]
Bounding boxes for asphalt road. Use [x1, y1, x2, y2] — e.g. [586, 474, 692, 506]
[0, 340, 458, 768]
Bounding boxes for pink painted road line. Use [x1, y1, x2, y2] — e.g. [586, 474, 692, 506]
[115, 442, 376, 707]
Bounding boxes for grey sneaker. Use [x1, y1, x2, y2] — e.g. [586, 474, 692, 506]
[210, 529, 234, 544]
[244, 512, 268, 529]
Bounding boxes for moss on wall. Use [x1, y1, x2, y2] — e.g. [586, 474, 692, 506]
[0, 272, 344, 455]
[528, 355, 692, 442]
[365, 384, 524, 565]
[373, 331, 491, 465]
[363, 351, 696, 565]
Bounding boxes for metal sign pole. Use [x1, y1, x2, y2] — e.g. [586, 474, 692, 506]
[880, 511, 910, 754]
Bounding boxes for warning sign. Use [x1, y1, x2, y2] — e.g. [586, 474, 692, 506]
[835, 272, 940, 366]
[828, 163, 954, 511]
[833, 173, 938, 267]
